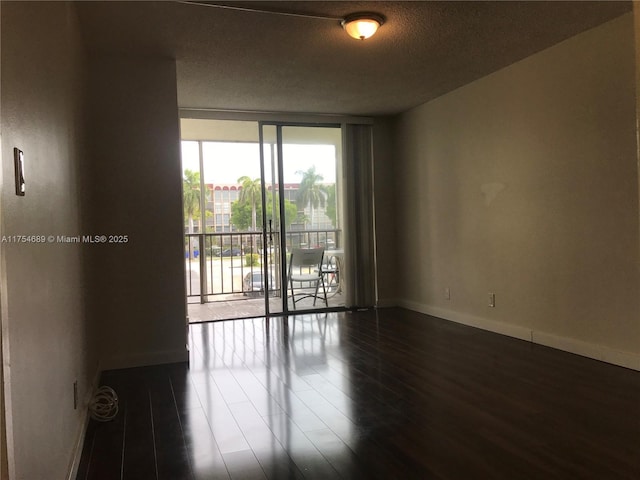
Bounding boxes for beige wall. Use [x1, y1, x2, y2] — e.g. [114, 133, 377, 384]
[86, 56, 187, 370]
[0, 3, 94, 478]
[0, 1, 6, 476]
[635, 3, 640, 323]
[393, 13, 640, 369]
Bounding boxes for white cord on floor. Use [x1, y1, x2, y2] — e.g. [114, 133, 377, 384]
[89, 386, 119, 422]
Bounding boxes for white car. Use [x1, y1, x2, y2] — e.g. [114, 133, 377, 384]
[243, 271, 275, 296]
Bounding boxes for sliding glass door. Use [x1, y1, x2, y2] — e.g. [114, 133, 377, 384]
[260, 123, 343, 316]
[182, 118, 344, 320]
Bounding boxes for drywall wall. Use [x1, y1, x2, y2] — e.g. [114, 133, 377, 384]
[0, 0, 7, 474]
[394, 13, 640, 369]
[1, 3, 94, 478]
[0, 4, 7, 478]
[86, 56, 187, 370]
[635, 3, 640, 323]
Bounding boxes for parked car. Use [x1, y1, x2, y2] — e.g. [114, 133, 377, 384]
[243, 271, 275, 296]
[220, 248, 242, 257]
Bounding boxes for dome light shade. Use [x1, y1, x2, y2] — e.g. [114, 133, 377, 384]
[342, 13, 384, 40]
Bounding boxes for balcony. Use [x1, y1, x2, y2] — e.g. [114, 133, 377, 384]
[185, 229, 344, 320]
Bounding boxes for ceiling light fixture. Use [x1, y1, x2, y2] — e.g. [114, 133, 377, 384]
[341, 13, 384, 40]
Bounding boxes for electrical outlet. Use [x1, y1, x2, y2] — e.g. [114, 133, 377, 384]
[73, 381, 78, 410]
[445, 287, 451, 300]
[488, 293, 496, 308]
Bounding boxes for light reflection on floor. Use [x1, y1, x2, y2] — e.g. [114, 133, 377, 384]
[188, 314, 356, 475]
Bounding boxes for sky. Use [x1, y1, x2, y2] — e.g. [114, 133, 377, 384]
[181, 141, 337, 185]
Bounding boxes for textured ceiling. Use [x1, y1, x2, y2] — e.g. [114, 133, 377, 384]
[76, 1, 631, 116]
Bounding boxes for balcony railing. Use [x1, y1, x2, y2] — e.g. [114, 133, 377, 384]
[185, 229, 341, 302]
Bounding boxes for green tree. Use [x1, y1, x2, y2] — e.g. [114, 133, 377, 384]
[322, 184, 337, 227]
[231, 192, 299, 231]
[230, 200, 254, 231]
[183, 169, 201, 234]
[265, 194, 299, 231]
[296, 166, 326, 229]
[237, 176, 261, 231]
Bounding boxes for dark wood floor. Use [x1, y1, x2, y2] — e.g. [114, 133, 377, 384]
[76, 308, 640, 479]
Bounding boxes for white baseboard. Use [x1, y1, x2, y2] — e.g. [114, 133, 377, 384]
[376, 298, 399, 308]
[397, 299, 640, 371]
[66, 366, 101, 480]
[532, 331, 640, 371]
[100, 348, 189, 372]
[398, 300, 533, 341]
[66, 407, 89, 480]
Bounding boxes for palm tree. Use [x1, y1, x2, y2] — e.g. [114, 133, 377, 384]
[183, 169, 201, 234]
[183, 169, 202, 260]
[296, 166, 326, 229]
[237, 176, 261, 231]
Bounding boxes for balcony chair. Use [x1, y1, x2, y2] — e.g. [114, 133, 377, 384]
[288, 247, 328, 310]
[321, 254, 340, 296]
